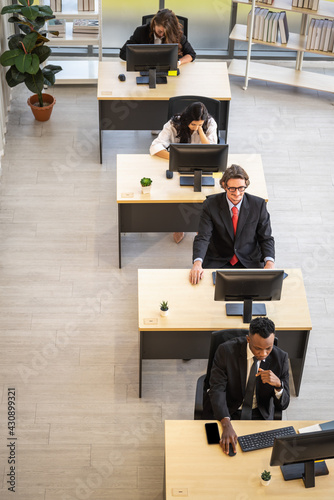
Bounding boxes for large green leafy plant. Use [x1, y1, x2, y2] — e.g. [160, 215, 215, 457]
[0, 0, 62, 107]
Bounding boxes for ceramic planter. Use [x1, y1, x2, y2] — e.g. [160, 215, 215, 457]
[160, 309, 169, 317]
[141, 185, 152, 194]
[260, 479, 271, 486]
[27, 93, 56, 122]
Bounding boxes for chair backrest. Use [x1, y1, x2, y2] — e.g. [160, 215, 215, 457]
[203, 329, 248, 392]
[167, 95, 221, 143]
[142, 14, 188, 39]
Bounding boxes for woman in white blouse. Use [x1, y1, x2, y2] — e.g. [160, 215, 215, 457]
[150, 102, 217, 159]
[150, 102, 218, 242]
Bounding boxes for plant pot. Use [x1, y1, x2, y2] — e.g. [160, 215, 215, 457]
[27, 93, 56, 122]
[141, 185, 152, 194]
[160, 309, 169, 317]
[260, 479, 271, 486]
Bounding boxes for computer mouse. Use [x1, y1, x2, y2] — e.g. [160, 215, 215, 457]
[228, 443, 236, 457]
[166, 169, 173, 179]
[118, 74, 126, 82]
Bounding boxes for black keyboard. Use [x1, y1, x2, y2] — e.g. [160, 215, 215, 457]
[238, 426, 296, 452]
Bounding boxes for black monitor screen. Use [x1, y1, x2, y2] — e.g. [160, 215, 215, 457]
[214, 269, 284, 323]
[169, 143, 229, 192]
[126, 44, 178, 88]
[270, 429, 334, 488]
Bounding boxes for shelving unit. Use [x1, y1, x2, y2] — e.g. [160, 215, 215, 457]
[45, 0, 102, 84]
[229, 0, 334, 93]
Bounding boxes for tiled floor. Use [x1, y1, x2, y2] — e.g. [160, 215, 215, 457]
[0, 62, 334, 499]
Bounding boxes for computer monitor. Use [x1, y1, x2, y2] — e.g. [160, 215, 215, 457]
[214, 269, 284, 324]
[270, 429, 334, 488]
[169, 143, 229, 192]
[126, 43, 178, 88]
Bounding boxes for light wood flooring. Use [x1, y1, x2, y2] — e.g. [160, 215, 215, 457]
[0, 63, 334, 499]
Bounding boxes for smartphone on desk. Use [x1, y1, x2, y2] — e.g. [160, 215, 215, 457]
[205, 423, 220, 444]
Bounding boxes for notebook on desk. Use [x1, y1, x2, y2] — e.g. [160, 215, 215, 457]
[299, 420, 334, 434]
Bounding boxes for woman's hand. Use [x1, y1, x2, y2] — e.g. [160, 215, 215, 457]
[197, 125, 210, 144]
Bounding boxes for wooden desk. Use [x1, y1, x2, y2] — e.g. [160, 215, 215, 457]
[117, 153, 268, 268]
[138, 268, 311, 397]
[165, 420, 334, 500]
[98, 60, 231, 162]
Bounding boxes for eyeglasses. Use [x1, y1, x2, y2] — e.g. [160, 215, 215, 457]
[226, 186, 247, 193]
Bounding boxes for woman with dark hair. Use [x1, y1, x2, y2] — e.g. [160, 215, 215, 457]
[119, 9, 196, 65]
[150, 102, 218, 243]
[150, 102, 217, 159]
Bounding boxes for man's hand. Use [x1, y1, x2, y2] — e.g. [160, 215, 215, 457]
[220, 418, 238, 455]
[189, 261, 204, 284]
[256, 368, 281, 388]
[264, 260, 275, 269]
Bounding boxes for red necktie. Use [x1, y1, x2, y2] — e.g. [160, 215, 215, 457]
[230, 206, 239, 266]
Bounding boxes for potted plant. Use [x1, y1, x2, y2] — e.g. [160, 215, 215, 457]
[160, 300, 169, 317]
[140, 177, 152, 194]
[260, 469, 271, 486]
[0, 0, 62, 121]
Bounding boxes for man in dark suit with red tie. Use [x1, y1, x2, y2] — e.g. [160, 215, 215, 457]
[189, 164, 275, 284]
[209, 317, 290, 455]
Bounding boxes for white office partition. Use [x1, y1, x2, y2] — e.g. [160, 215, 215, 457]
[0, 0, 13, 161]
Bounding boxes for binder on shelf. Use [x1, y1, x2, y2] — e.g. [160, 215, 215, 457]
[310, 19, 319, 49]
[323, 20, 332, 51]
[319, 19, 329, 51]
[246, 8, 261, 39]
[254, 8, 262, 39]
[267, 11, 275, 42]
[311, 0, 320, 11]
[278, 11, 289, 44]
[292, 0, 298, 6]
[306, 18, 315, 50]
[272, 12, 280, 43]
[89, 0, 95, 10]
[329, 22, 334, 52]
[314, 19, 323, 50]
[78, 0, 84, 11]
[263, 11, 272, 42]
[257, 9, 269, 40]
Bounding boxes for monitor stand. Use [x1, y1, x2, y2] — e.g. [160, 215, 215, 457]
[225, 299, 266, 324]
[180, 170, 214, 192]
[136, 68, 167, 88]
[281, 461, 329, 488]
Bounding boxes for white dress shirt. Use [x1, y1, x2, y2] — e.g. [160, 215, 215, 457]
[149, 117, 218, 156]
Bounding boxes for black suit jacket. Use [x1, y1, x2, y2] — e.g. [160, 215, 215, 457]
[119, 23, 196, 61]
[209, 337, 290, 421]
[192, 192, 275, 268]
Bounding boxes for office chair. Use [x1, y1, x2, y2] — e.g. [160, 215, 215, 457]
[142, 14, 188, 39]
[167, 95, 223, 143]
[194, 329, 282, 421]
